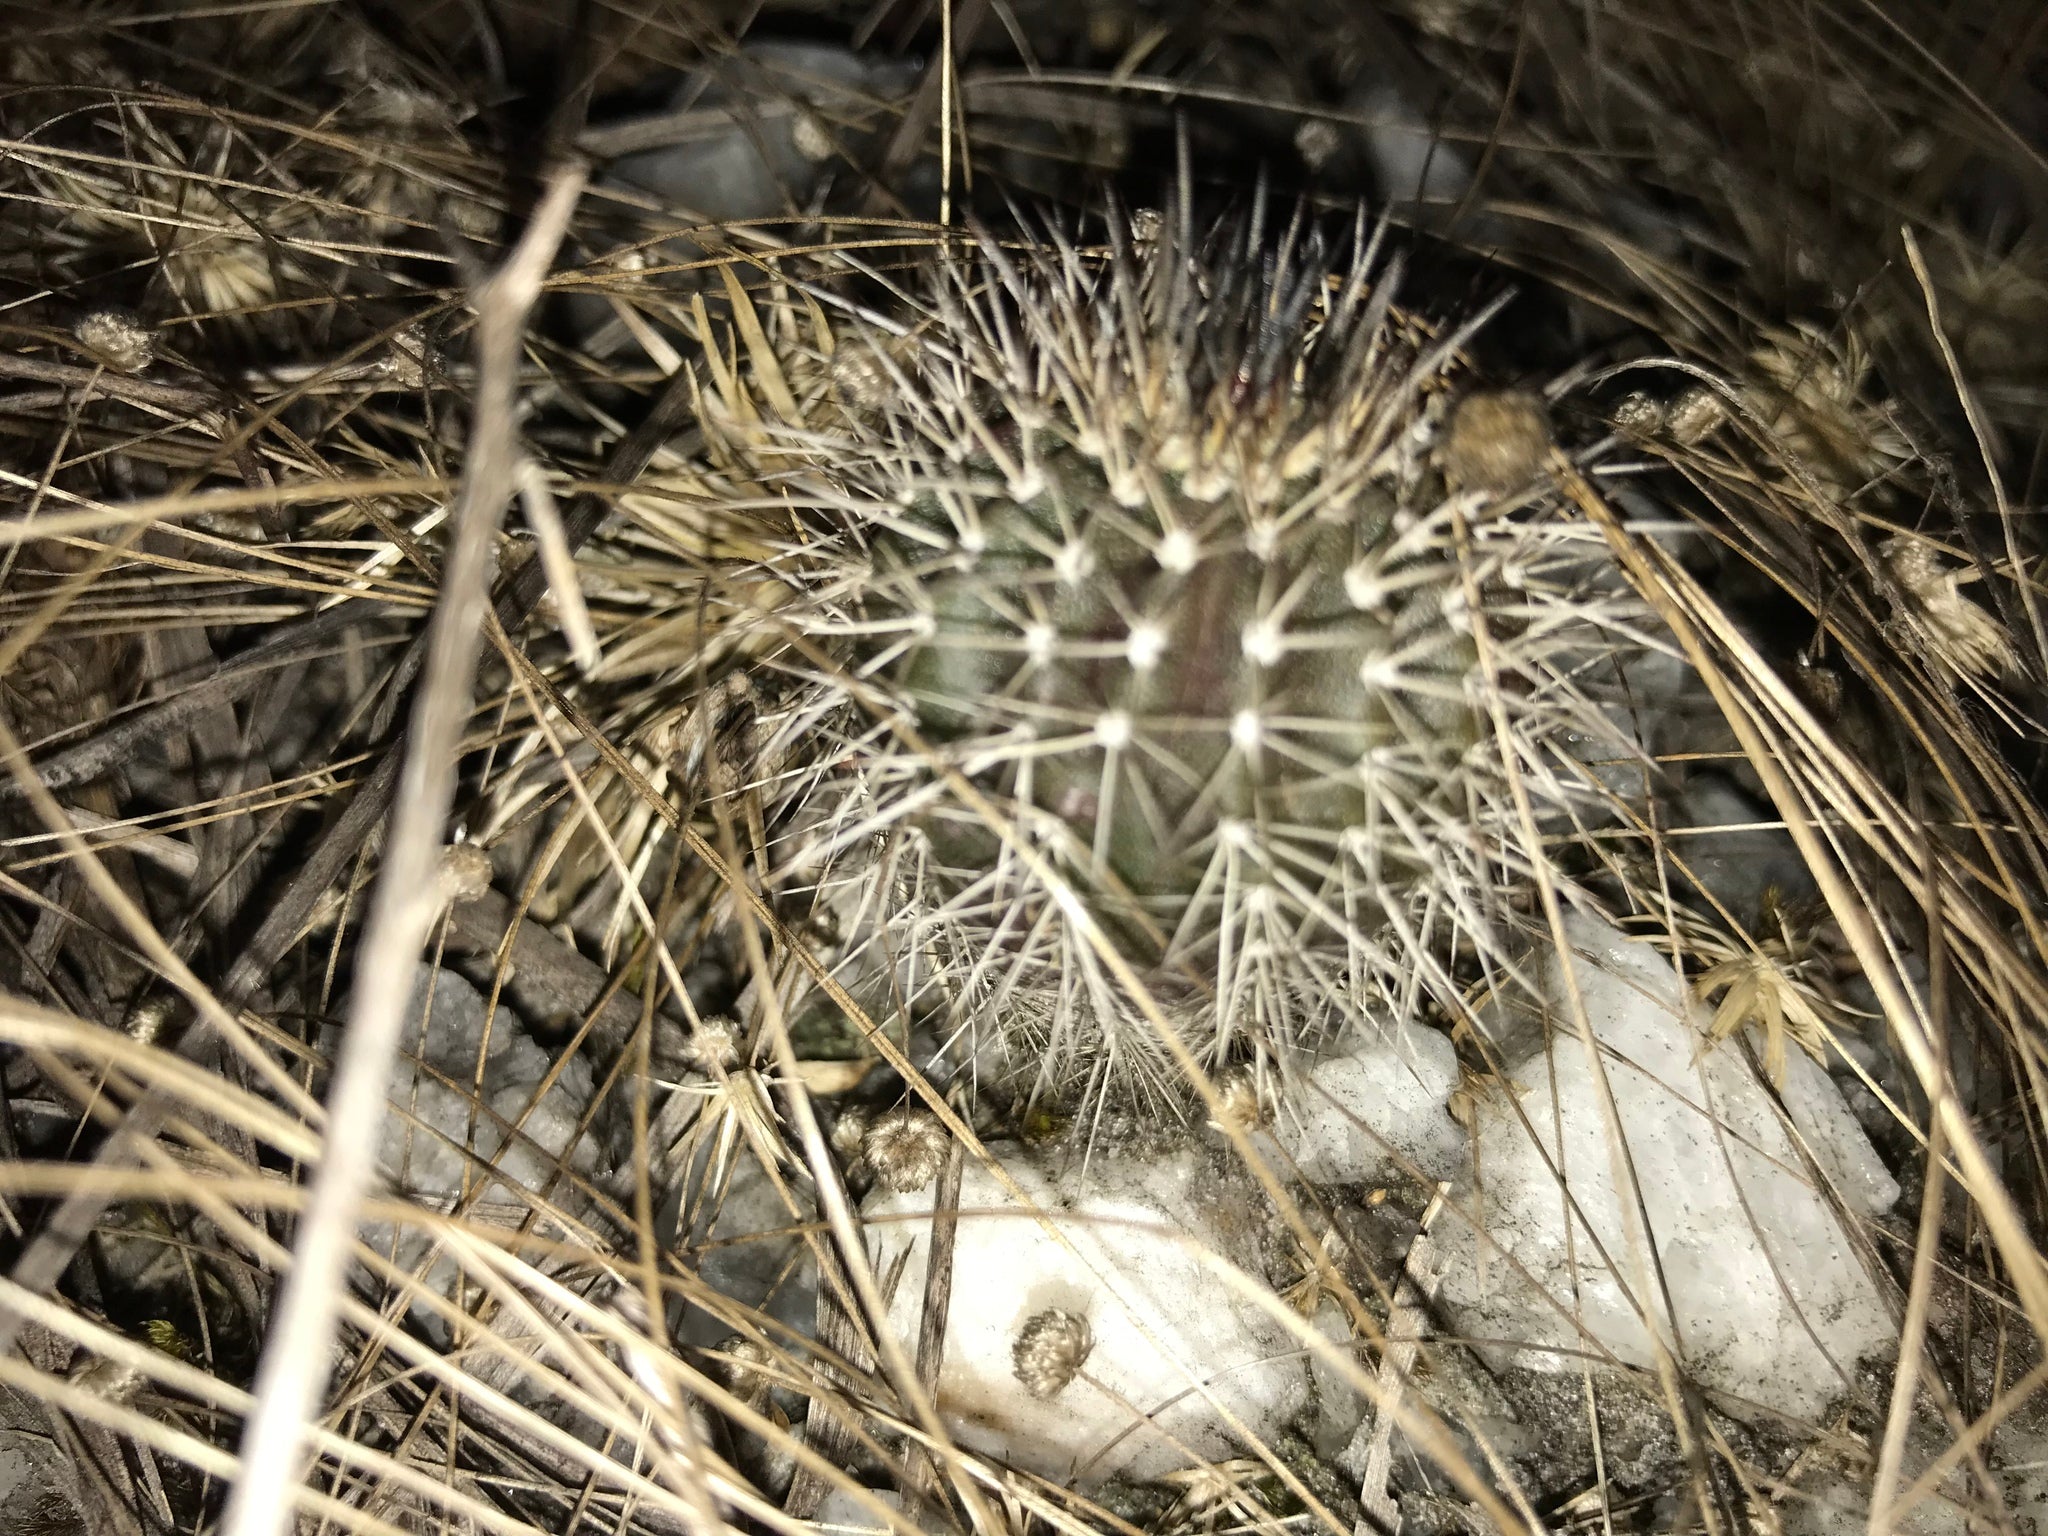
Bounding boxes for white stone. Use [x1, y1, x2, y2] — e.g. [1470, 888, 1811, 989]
[1433, 914, 1898, 1421]
[1780, 1407, 2048, 1535]
[811, 1488, 923, 1536]
[1305, 1299, 1369, 1458]
[1351, 81, 1472, 211]
[1777, 1042, 1901, 1218]
[1991, 1414, 2048, 1536]
[612, 44, 918, 224]
[865, 1140, 1310, 1483]
[1268, 1025, 1464, 1184]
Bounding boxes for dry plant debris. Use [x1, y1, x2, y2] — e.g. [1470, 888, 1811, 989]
[0, 3, 2043, 1535]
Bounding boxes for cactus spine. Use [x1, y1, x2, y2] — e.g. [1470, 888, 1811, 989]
[607, 200, 1656, 1111]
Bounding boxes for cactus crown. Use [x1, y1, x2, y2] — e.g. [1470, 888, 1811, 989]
[578, 199, 1655, 1111]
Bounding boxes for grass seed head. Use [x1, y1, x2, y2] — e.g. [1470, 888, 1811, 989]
[1879, 533, 2015, 682]
[1438, 388, 1554, 496]
[862, 1106, 951, 1192]
[72, 308, 155, 374]
[1671, 897, 1854, 1088]
[1665, 385, 1729, 446]
[1746, 321, 1909, 493]
[1011, 1307, 1094, 1399]
[1609, 391, 1666, 439]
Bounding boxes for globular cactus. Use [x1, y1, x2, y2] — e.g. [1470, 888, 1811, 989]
[615, 200, 1658, 1111]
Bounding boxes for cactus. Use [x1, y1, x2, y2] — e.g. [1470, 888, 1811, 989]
[608, 201, 1658, 1110]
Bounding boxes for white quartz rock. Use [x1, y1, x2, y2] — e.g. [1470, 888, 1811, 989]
[1434, 914, 1898, 1421]
[1777, 1040, 1902, 1218]
[1269, 1024, 1463, 1184]
[811, 1488, 924, 1536]
[1781, 1406, 2048, 1535]
[866, 1140, 1310, 1484]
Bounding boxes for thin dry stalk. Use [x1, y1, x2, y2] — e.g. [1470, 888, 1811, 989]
[221, 161, 587, 1536]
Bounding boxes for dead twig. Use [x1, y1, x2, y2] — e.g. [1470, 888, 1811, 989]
[1352, 1185, 1448, 1535]
[0, 603, 398, 803]
[908, 1133, 965, 1505]
[219, 161, 587, 1536]
[0, 300, 706, 1376]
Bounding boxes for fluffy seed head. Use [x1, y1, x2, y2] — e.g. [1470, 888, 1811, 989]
[1208, 1065, 1267, 1132]
[1438, 389, 1554, 495]
[713, 1335, 777, 1412]
[1295, 118, 1344, 171]
[1609, 391, 1664, 439]
[862, 1106, 951, 1192]
[684, 1016, 743, 1074]
[831, 1103, 873, 1166]
[73, 308, 154, 373]
[437, 842, 494, 905]
[1011, 1308, 1093, 1399]
[1665, 386, 1727, 447]
[124, 994, 177, 1046]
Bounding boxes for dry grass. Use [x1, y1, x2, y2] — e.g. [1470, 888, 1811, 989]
[0, 3, 2041, 1534]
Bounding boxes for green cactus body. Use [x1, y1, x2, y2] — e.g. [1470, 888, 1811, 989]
[875, 441, 1485, 955]
[644, 204, 1650, 1107]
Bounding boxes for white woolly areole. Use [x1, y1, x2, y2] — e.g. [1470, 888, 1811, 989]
[1241, 618, 1284, 667]
[1344, 562, 1388, 610]
[1093, 710, 1133, 749]
[1155, 527, 1199, 573]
